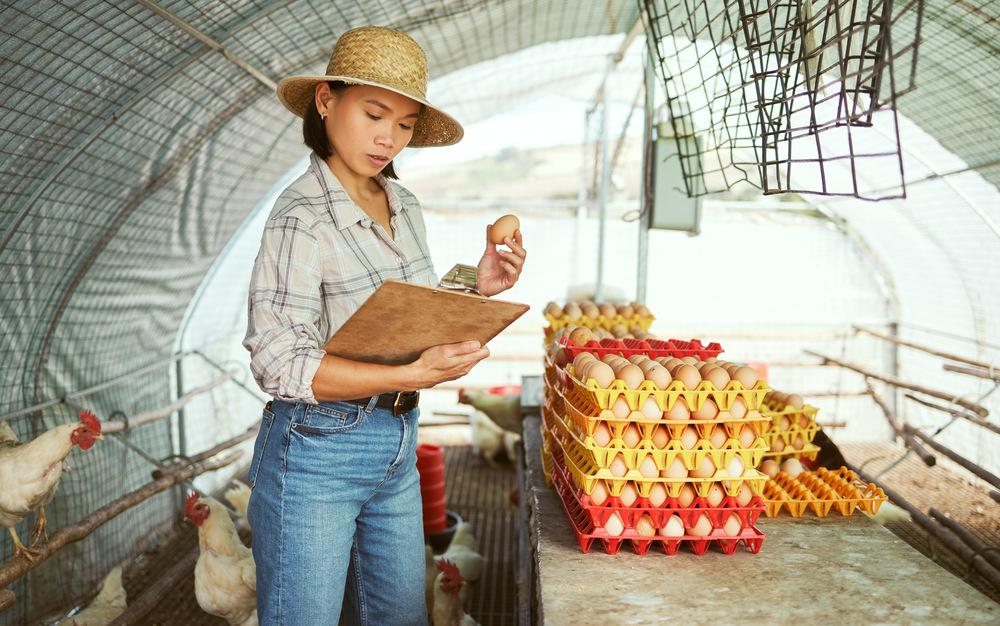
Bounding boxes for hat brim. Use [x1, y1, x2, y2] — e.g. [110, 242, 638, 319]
[276, 75, 464, 148]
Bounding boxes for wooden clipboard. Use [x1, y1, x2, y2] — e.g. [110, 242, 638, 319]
[323, 280, 530, 365]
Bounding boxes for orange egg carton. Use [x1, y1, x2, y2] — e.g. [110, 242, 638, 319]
[544, 312, 655, 332]
[551, 457, 765, 556]
[558, 383, 771, 442]
[547, 424, 768, 500]
[553, 454, 766, 528]
[762, 467, 888, 517]
[564, 364, 770, 413]
[760, 443, 820, 463]
[545, 400, 767, 474]
[557, 336, 723, 361]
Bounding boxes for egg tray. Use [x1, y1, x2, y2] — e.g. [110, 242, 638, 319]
[761, 423, 820, 449]
[544, 399, 768, 475]
[557, 336, 723, 361]
[546, 420, 769, 500]
[559, 383, 771, 445]
[551, 456, 766, 556]
[540, 423, 555, 487]
[762, 466, 888, 518]
[760, 443, 820, 463]
[552, 453, 766, 530]
[545, 312, 655, 333]
[564, 364, 770, 413]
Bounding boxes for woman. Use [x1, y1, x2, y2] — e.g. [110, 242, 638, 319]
[242, 26, 526, 626]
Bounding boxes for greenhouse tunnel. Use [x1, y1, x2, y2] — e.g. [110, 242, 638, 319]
[0, 0, 998, 624]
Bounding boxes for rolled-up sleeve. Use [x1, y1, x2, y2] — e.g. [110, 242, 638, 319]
[243, 211, 326, 404]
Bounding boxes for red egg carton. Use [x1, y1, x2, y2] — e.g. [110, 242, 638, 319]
[551, 455, 765, 556]
[552, 453, 765, 529]
[557, 337, 724, 361]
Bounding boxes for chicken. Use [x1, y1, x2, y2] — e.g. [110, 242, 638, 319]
[425, 545, 438, 614]
[469, 410, 506, 468]
[437, 521, 483, 583]
[184, 493, 257, 626]
[224, 479, 252, 531]
[503, 431, 520, 464]
[0, 410, 103, 561]
[432, 559, 480, 626]
[56, 565, 127, 626]
[458, 389, 521, 434]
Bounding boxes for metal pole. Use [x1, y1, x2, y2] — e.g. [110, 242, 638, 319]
[595, 61, 612, 301]
[636, 47, 655, 305]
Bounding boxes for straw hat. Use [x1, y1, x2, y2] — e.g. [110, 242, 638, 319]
[276, 26, 463, 148]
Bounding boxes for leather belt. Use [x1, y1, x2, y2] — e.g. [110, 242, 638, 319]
[266, 391, 419, 416]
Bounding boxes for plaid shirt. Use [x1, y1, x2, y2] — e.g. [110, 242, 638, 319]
[243, 151, 437, 403]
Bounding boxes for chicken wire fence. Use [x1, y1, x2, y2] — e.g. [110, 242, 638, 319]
[640, 0, 924, 199]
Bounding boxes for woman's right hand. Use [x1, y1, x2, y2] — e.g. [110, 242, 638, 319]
[403, 341, 491, 390]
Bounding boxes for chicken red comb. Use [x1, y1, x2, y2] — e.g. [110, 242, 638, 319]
[184, 492, 200, 514]
[79, 410, 101, 433]
[435, 558, 464, 596]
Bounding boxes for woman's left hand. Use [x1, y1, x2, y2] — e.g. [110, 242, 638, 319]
[477, 225, 526, 297]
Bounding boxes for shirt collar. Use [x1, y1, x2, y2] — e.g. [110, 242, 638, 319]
[309, 151, 407, 231]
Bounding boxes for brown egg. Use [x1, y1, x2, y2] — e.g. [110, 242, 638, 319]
[709, 425, 728, 448]
[726, 456, 745, 478]
[611, 396, 631, 419]
[662, 456, 689, 479]
[490, 214, 520, 244]
[639, 456, 659, 478]
[568, 326, 594, 346]
[651, 425, 670, 449]
[673, 365, 702, 389]
[660, 514, 685, 537]
[636, 305, 651, 317]
[638, 358, 659, 373]
[666, 398, 691, 421]
[590, 480, 610, 506]
[779, 416, 792, 431]
[573, 352, 596, 371]
[622, 424, 642, 447]
[723, 515, 742, 537]
[781, 458, 805, 478]
[690, 455, 716, 478]
[738, 424, 757, 447]
[680, 426, 699, 449]
[628, 354, 646, 365]
[609, 454, 629, 477]
[677, 484, 697, 507]
[563, 303, 582, 320]
[618, 364, 645, 390]
[619, 482, 639, 507]
[771, 438, 786, 453]
[610, 324, 629, 338]
[587, 362, 616, 388]
[645, 365, 672, 390]
[640, 396, 662, 420]
[694, 399, 719, 420]
[707, 484, 725, 507]
[581, 304, 600, 318]
[604, 511, 625, 536]
[736, 482, 754, 506]
[648, 483, 668, 507]
[618, 305, 635, 318]
[544, 301, 562, 317]
[730, 397, 748, 420]
[635, 514, 656, 537]
[598, 303, 617, 318]
[792, 434, 805, 450]
[593, 422, 613, 447]
[785, 394, 805, 409]
[705, 367, 732, 390]
[601, 354, 619, 365]
[687, 514, 713, 537]
[760, 459, 781, 478]
[698, 363, 717, 377]
[733, 366, 759, 388]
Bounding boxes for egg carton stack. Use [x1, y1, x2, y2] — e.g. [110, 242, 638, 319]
[758, 390, 822, 468]
[542, 300, 656, 344]
[540, 328, 771, 556]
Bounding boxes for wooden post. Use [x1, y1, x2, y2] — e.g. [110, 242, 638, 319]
[902, 424, 1000, 490]
[151, 422, 258, 480]
[866, 380, 936, 466]
[854, 325, 992, 370]
[903, 393, 1000, 437]
[943, 363, 1000, 383]
[929, 508, 1000, 572]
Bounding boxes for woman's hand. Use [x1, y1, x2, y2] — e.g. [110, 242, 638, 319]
[401, 341, 491, 390]
[477, 226, 526, 297]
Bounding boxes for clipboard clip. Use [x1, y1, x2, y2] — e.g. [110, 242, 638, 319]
[437, 263, 484, 296]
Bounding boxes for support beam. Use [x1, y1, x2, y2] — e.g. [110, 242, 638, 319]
[855, 325, 993, 370]
[866, 380, 936, 466]
[904, 393, 1000, 437]
[902, 424, 1000, 490]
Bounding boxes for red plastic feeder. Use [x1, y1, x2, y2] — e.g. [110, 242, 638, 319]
[416, 444, 448, 533]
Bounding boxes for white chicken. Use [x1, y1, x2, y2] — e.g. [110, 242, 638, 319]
[469, 410, 507, 468]
[432, 559, 480, 626]
[184, 493, 257, 626]
[224, 479, 252, 532]
[0, 410, 103, 561]
[55, 565, 127, 626]
[437, 521, 483, 584]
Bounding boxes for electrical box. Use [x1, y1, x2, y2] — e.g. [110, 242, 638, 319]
[649, 122, 702, 234]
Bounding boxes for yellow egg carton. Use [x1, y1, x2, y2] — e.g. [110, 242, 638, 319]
[540, 421, 556, 487]
[547, 420, 768, 500]
[761, 423, 821, 449]
[762, 467, 888, 517]
[559, 383, 771, 443]
[544, 312, 655, 333]
[546, 397, 767, 474]
[760, 404, 818, 431]
[760, 443, 820, 463]
[565, 364, 769, 413]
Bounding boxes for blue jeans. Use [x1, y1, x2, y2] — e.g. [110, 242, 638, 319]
[246, 397, 427, 625]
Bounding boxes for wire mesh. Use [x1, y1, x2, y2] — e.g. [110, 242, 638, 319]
[641, 0, 925, 198]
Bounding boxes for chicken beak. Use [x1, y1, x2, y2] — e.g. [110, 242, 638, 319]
[94, 434, 104, 440]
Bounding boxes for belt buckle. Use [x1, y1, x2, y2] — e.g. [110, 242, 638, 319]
[393, 391, 418, 416]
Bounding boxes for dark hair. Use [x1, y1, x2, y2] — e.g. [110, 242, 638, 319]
[303, 81, 399, 180]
